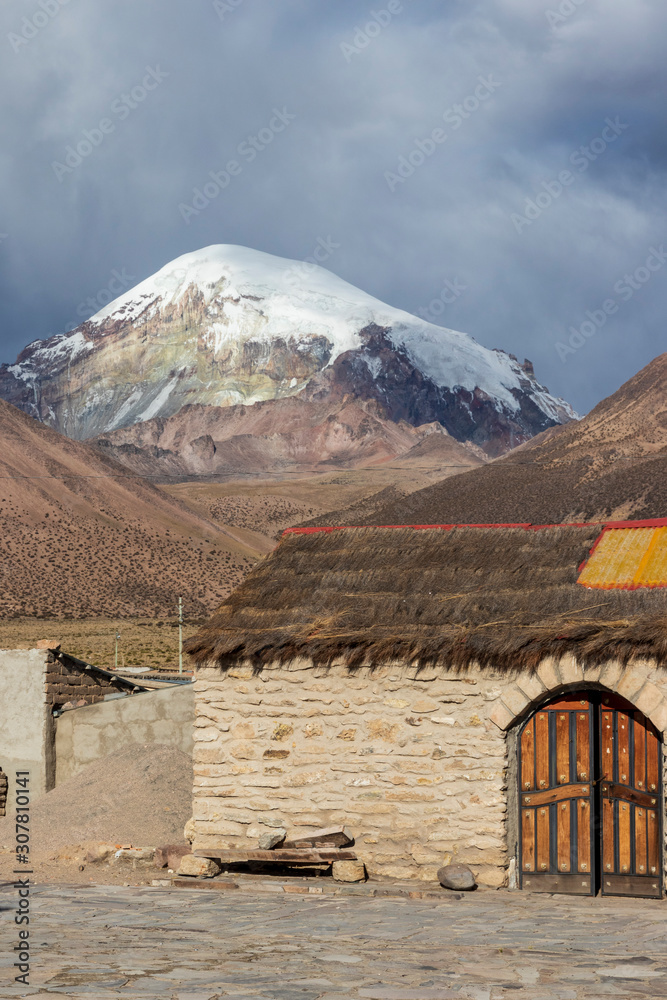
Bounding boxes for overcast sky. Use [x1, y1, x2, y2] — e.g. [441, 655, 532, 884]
[1, 0, 665, 414]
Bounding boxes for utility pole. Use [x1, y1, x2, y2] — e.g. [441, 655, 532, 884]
[178, 597, 183, 674]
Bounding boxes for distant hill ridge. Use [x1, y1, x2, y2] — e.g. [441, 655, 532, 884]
[303, 353, 667, 527]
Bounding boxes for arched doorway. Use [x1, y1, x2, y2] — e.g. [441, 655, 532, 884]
[518, 690, 663, 898]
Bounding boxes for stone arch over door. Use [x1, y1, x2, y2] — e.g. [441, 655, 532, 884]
[489, 656, 667, 737]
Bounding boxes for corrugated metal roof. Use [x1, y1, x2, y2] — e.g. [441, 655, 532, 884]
[578, 526, 667, 590]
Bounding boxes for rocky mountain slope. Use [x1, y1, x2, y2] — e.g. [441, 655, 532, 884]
[0, 400, 268, 619]
[342, 353, 667, 526]
[94, 329, 488, 477]
[0, 245, 576, 459]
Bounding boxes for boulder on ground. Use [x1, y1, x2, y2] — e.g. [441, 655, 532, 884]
[437, 863, 476, 890]
[332, 860, 366, 883]
[178, 854, 222, 878]
[258, 828, 286, 850]
[155, 844, 191, 869]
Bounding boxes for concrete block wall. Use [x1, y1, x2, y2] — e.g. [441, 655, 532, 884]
[0, 649, 55, 804]
[55, 683, 195, 784]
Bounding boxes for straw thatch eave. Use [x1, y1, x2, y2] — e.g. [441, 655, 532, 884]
[185, 525, 667, 673]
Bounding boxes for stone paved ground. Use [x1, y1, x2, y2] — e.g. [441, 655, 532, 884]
[1, 882, 666, 999]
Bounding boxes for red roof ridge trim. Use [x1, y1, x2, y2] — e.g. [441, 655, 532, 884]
[283, 517, 667, 537]
[285, 521, 594, 536]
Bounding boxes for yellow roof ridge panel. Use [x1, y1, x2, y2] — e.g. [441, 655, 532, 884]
[578, 525, 667, 590]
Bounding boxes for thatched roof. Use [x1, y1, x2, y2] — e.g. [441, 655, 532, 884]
[185, 522, 667, 672]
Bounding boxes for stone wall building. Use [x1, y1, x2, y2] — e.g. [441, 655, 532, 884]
[185, 519, 667, 897]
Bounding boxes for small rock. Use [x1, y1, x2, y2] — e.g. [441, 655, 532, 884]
[114, 847, 155, 863]
[411, 697, 440, 713]
[154, 847, 169, 869]
[332, 860, 367, 883]
[258, 828, 286, 850]
[85, 843, 117, 864]
[183, 817, 195, 844]
[437, 863, 476, 890]
[178, 854, 222, 878]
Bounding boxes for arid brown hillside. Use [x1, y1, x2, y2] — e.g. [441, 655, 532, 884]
[0, 400, 268, 619]
[316, 354, 667, 527]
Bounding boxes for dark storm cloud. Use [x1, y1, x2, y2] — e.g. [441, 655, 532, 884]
[0, 0, 665, 413]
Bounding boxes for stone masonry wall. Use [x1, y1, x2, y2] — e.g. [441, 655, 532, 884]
[193, 655, 667, 888]
[192, 661, 509, 886]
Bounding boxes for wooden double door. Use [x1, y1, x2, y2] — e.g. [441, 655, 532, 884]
[519, 691, 663, 897]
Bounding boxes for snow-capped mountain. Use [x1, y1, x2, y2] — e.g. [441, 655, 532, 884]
[0, 245, 576, 451]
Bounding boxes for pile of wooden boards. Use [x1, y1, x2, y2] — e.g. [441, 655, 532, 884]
[194, 826, 357, 866]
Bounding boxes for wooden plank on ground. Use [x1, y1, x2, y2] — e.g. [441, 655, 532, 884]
[193, 848, 357, 863]
[171, 878, 240, 890]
